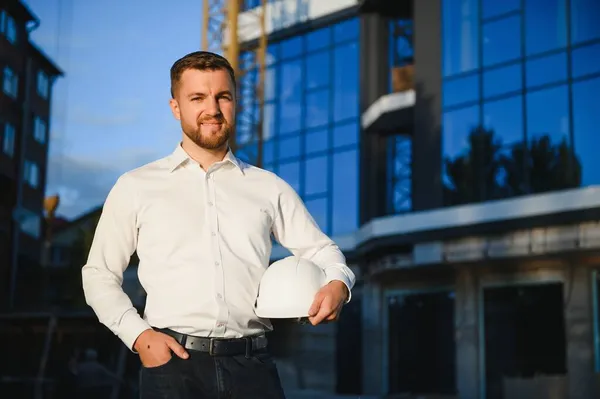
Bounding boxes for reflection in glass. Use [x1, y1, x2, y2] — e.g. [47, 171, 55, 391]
[277, 135, 301, 161]
[278, 161, 301, 194]
[443, 74, 479, 108]
[278, 60, 303, 134]
[333, 122, 359, 149]
[280, 36, 303, 59]
[525, 0, 567, 56]
[483, 64, 521, 99]
[482, 15, 522, 67]
[333, 42, 358, 122]
[442, 0, 479, 77]
[571, 0, 600, 44]
[305, 156, 328, 196]
[526, 85, 569, 145]
[332, 150, 358, 235]
[526, 52, 567, 89]
[573, 77, 600, 186]
[572, 43, 600, 79]
[483, 95, 523, 147]
[482, 0, 519, 19]
[305, 197, 329, 234]
[306, 89, 330, 129]
[307, 26, 331, 52]
[306, 51, 330, 90]
[305, 128, 328, 155]
[333, 18, 359, 43]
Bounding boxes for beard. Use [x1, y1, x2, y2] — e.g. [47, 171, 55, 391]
[182, 114, 232, 150]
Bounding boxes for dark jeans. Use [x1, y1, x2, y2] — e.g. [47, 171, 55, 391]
[139, 348, 287, 398]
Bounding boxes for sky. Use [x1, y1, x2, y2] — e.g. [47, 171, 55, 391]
[24, 0, 204, 219]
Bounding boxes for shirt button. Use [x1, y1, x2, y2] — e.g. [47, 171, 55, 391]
[208, 201, 213, 206]
[217, 294, 223, 299]
[215, 261, 220, 266]
[211, 232, 216, 237]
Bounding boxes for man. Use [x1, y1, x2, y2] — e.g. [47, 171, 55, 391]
[81, 51, 355, 398]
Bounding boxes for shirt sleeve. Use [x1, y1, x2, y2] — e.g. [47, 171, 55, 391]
[81, 173, 151, 352]
[271, 175, 356, 302]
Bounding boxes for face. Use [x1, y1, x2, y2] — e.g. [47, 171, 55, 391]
[169, 68, 236, 150]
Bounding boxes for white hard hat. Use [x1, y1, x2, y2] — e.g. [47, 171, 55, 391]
[255, 256, 326, 319]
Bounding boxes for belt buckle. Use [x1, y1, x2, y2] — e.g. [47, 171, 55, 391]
[209, 339, 216, 356]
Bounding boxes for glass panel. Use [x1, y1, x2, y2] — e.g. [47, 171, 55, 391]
[442, 105, 480, 205]
[525, 0, 567, 56]
[333, 42, 359, 122]
[305, 197, 329, 234]
[482, 15, 522, 67]
[266, 43, 279, 66]
[305, 128, 329, 155]
[573, 77, 600, 186]
[306, 89, 330, 129]
[263, 139, 275, 165]
[572, 43, 600, 78]
[280, 36, 303, 59]
[483, 95, 524, 148]
[332, 149, 358, 235]
[277, 135, 301, 161]
[278, 161, 301, 193]
[265, 67, 277, 102]
[482, 0, 520, 19]
[305, 51, 330, 90]
[483, 64, 521, 99]
[571, 0, 600, 44]
[527, 85, 570, 146]
[526, 52, 567, 89]
[278, 60, 303, 135]
[307, 26, 331, 52]
[442, 0, 480, 77]
[333, 18, 358, 43]
[333, 121, 359, 149]
[443, 74, 479, 108]
[263, 102, 276, 140]
[305, 155, 328, 196]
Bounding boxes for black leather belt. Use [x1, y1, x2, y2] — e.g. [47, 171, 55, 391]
[156, 328, 268, 357]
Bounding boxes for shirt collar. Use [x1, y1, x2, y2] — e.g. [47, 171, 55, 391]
[168, 143, 245, 175]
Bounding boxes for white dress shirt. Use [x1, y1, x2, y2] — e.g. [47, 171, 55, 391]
[81, 143, 355, 351]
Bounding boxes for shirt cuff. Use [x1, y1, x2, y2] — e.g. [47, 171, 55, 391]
[118, 309, 153, 353]
[324, 267, 353, 304]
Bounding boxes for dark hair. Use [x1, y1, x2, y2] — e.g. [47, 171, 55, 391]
[170, 51, 237, 98]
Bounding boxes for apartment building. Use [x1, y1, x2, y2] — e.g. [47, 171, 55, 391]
[0, 1, 62, 309]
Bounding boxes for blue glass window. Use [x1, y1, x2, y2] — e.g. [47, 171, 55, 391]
[278, 161, 301, 193]
[483, 95, 524, 147]
[265, 67, 277, 101]
[333, 42, 358, 122]
[263, 102, 276, 140]
[572, 43, 600, 79]
[527, 85, 570, 146]
[443, 74, 479, 108]
[305, 156, 328, 196]
[307, 26, 331, 52]
[306, 89, 330, 129]
[483, 15, 522, 67]
[332, 150, 358, 235]
[278, 135, 301, 161]
[333, 121, 359, 149]
[305, 197, 329, 234]
[443, 106, 480, 159]
[573, 77, 600, 186]
[334, 18, 359, 43]
[571, 0, 600, 44]
[305, 128, 328, 155]
[442, 0, 479, 77]
[526, 52, 568, 89]
[525, 0, 567, 56]
[280, 36, 303, 59]
[263, 140, 275, 165]
[305, 51, 329, 90]
[278, 60, 303, 134]
[482, 0, 520, 19]
[483, 64, 522, 99]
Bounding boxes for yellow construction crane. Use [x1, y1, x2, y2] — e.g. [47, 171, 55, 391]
[201, 0, 267, 167]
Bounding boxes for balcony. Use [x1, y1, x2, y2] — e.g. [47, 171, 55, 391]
[362, 64, 415, 134]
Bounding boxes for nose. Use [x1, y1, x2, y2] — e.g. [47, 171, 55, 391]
[204, 96, 221, 116]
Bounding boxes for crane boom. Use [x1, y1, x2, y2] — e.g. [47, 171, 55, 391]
[201, 0, 267, 166]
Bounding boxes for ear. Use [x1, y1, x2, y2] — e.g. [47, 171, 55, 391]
[169, 98, 181, 120]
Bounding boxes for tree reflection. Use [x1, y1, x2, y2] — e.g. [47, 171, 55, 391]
[443, 127, 581, 206]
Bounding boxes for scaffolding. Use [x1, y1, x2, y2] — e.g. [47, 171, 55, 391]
[201, 0, 268, 166]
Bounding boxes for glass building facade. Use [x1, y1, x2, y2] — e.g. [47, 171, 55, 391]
[441, 0, 600, 207]
[236, 17, 360, 237]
